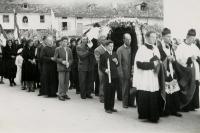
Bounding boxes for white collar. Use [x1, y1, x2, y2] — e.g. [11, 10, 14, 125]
[161, 40, 170, 49]
[124, 44, 130, 48]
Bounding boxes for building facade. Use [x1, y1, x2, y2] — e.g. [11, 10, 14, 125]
[0, 2, 163, 38]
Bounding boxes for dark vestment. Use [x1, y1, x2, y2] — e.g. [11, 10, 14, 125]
[157, 41, 181, 115]
[0, 46, 4, 76]
[41, 46, 58, 97]
[37, 44, 45, 94]
[70, 45, 80, 93]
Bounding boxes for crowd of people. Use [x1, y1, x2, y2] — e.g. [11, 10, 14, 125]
[0, 23, 200, 123]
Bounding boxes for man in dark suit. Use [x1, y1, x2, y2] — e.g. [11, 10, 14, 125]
[54, 36, 73, 101]
[76, 36, 96, 99]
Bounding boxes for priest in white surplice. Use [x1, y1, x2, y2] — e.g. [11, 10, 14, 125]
[175, 29, 200, 112]
[133, 31, 161, 123]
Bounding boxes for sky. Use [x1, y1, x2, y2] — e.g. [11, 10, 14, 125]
[164, 0, 200, 39]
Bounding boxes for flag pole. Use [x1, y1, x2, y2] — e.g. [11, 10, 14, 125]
[13, 9, 21, 43]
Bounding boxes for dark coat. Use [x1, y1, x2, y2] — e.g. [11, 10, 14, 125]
[3, 45, 17, 79]
[0, 46, 4, 76]
[71, 45, 78, 70]
[40, 45, 58, 96]
[22, 46, 36, 81]
[76, 43, 96, 71]
[100, 51, 119, 79]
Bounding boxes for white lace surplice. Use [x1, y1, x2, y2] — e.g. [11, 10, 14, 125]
[132, 45, 160, 92]
[176, 42, 200, 81]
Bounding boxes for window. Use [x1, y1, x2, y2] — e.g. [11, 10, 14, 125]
[3, 15, 9, 23]
[77, 17, 83, 19]
[22, 16, 28, 23]
[40, 15, 45, 23]
[62, 22, 68, 30]
[141, 2, 147, 11]
[23, 3, 28, 9]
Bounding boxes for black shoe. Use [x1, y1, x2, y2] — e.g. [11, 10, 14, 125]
[123, 105, 128, 108]
[117, 98, 122, 101]
[171, 112, 182, 117]
[180, 109, 189, 112]
[138, 115, 145, 119]
[64, 95, 71, 100]
[58, 96, 65, 101]
[100, 99, 104, 103]
[38, 93, 44, 96]
[160, 112, 169, 117]
[13, 81, 16, 86]
[105, 110, 112, 114]
[111, 109, 118, 112]
[69, 86, 73, 90]
[129, 104, 136, 108]
[81, 96, 86, 99]
[86, 95, 93, 99]
[48, 95, 57, 98]
[10, 83, 13, 87]
[190, 108, 196, 111]
[149, 119, 159, 123]
[22, 87, 26, 90]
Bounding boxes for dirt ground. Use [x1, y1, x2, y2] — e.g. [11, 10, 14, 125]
[0, 81, 200, 133]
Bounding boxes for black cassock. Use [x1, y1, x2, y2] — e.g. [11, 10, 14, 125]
[3, 45, 17, 79]
[22, 46, 36, 82]
[41, 46, 58, 97]
[0, 46, 4, 76]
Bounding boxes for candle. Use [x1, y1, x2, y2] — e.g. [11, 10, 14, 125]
[107, 58, 111, 83]
[65, 48, 68, 68]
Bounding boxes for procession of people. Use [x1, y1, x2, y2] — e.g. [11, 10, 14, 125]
[0, 22, 200, 123]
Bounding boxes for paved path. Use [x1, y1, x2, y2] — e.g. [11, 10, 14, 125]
[0, 81, 200, 133]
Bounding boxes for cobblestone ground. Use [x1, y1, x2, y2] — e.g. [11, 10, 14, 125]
[0, 80, 200, 133]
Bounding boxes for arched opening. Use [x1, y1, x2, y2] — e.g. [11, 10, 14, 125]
[22, 16, 28, 23]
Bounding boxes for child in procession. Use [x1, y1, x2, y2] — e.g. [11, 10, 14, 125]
[100, 40, 119, 114]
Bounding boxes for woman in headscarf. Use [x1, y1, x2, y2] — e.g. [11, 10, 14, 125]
[22, 39, 36, 92]
[3, 40, 17, 86]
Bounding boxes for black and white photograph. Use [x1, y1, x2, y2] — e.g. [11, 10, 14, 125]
[0, 0, 200, 132]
